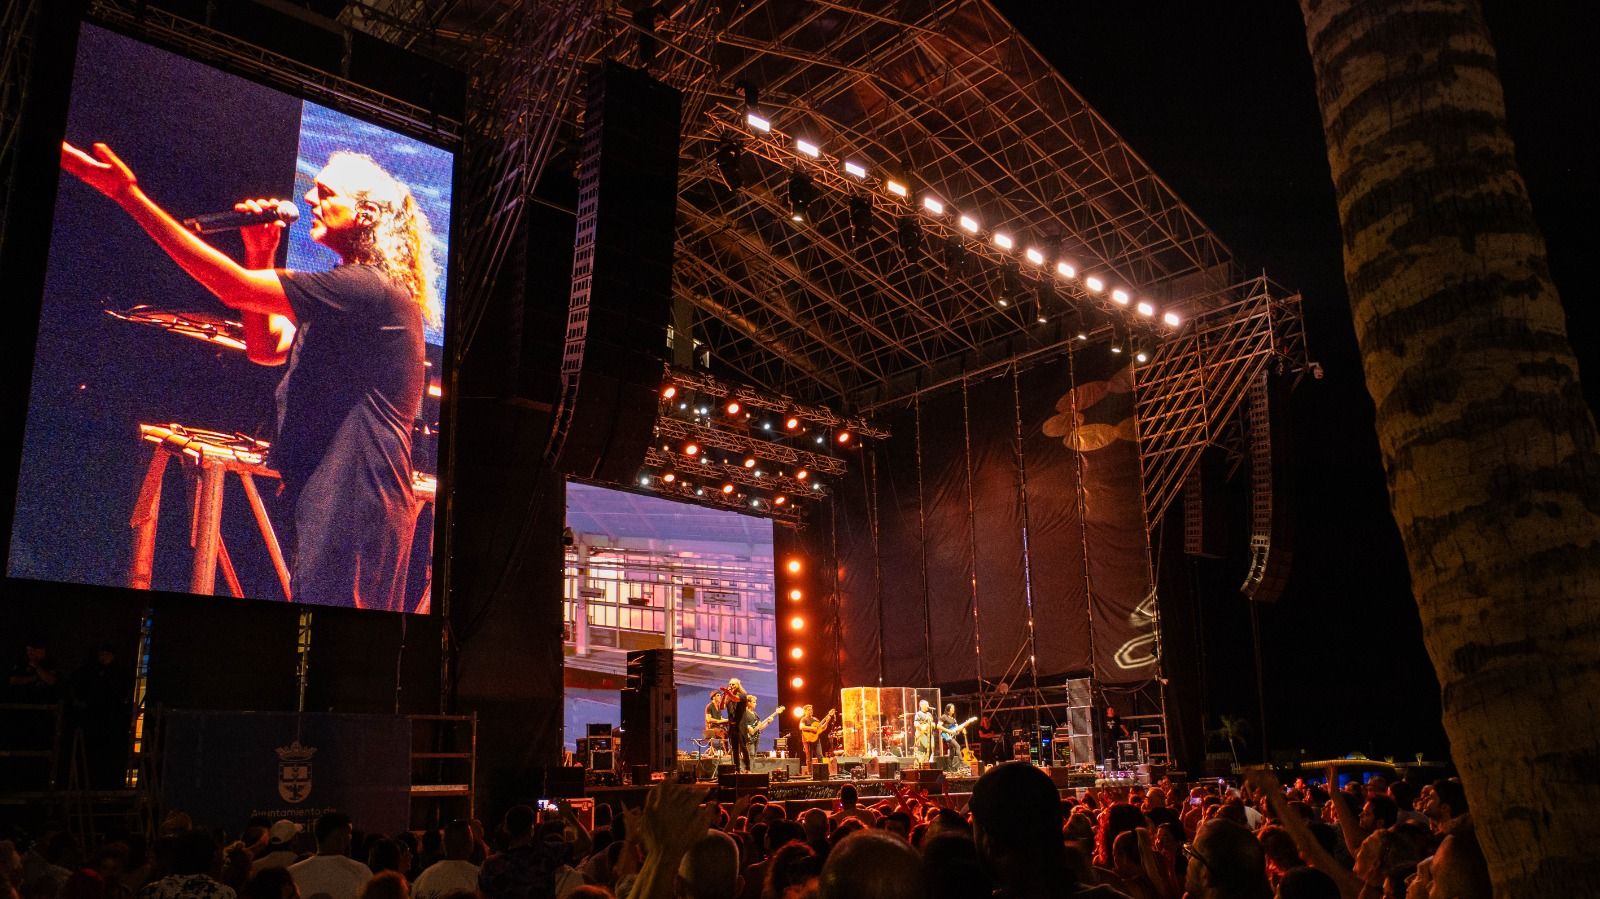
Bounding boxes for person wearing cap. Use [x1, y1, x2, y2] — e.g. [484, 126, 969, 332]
[60, 141, 438, 612]
[252, 822, 302, 873]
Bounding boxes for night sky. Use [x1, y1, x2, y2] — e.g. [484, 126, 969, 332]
[991, 0, 1598, 763]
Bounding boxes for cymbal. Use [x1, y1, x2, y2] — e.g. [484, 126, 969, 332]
[107, 305, 247, 351]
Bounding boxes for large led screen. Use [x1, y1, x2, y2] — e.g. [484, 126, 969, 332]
[562, 481, 778, 754]
[6, 24, 452, 613]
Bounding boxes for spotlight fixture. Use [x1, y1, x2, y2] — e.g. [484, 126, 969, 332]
[789, 589, 802, 600]
[743, 457, 757, 468]
[790, 647, 804, 659]
[787, 169, 818, 222]
[958, 215, 981, 234]
[787, 559, 803, 573]
[640, 476, 651, 486]
[746, 111, 771, 132]
[896, 215, 923, 255]
[795, 138, 820, 157]
[848, 195, 874, 248]
[1163, 311, 1182, 327]
[1110, 322, 1126, 355]
[1085, 276, 1104, 293]
[795, 469, 809, 480]
[713, 135, 743, 191]
[1136, 301, 1155, 318]
[992, 232, 1014, 250]
[943, 235, 970, 276]
[725, 401, 741, 416]
[836, 430, 852, 444]
[922, 195, 945, 215]
[722, 483, 736, 494]
[684, 443, 700, 456]
[885, 179, 908, 197]
[1135, 347, 1150, 364]
[1024, 247, 1045, 265]
[662, 385, 677, 399]
[1056, 261, 1076, 279]
[774, 495, 787, 505]
[785, 417, 800, 430]
[791, 676, 804, 688]
[1112, 288, 1131, 305]
[844, 160, 868, 178]
[662, 472, 677, 483]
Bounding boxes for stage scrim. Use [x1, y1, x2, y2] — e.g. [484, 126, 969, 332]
[829, 345, 1157, 689]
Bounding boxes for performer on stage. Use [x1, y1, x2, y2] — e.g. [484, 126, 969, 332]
[938, 704, 961, 757]
[59, 142, 438, 611]
[703, 690, 728, 757]
[730, 693, 756, 772]
[913, 699, 936, 764]
[798, 704, 835, 768]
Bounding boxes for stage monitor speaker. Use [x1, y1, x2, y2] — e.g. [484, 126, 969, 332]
[547, 62, 681, 483]
[717, 771, 770, 802]
[867, 758, 900, 779]
[810, 762, 831, 781]
[587, 722, 614, 737]
[901, 768, 945, 787]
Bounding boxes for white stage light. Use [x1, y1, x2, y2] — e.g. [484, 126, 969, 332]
[1136, 301, 1155, 317]
[844, 161, 867, 178]
[747, 112, 771, 131]
[1024, 247, 1044, 265]
[1112, 288, 1130, 305]
[1163, 311, 1182, 327]
[922, 196, 945, 215]
[886, 180, 908, 197]
[993, 232, 1014, 250]
[795, 139, 820, 157]
[1056, 261, 1076, 278]
[958, 215, 980, 233]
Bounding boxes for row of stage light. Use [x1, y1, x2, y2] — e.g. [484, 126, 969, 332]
[718, 106, 1185, 338]
[636, 369, 886, 521]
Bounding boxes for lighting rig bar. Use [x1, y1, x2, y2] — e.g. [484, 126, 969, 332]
[664, 367, 889, 439]
[642, 448, 826, 499]
[654, 417, 849, 477]
[711, 103, 1185, 333]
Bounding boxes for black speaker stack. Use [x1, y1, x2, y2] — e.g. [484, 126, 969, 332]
[547, 62, 681, 483]
[620, 649, 676, 775]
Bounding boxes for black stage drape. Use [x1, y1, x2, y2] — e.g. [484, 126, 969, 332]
[831, 346, 1159, 689]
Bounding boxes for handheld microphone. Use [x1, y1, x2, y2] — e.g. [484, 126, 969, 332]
[181, 202, 300, 235]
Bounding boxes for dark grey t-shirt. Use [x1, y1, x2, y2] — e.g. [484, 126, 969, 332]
[272, 264, 423, 488]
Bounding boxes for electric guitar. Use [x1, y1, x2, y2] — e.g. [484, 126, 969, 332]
[801, 709, 837, 742]
[748, 705, 787, 740]
[940, 716, 979, 747]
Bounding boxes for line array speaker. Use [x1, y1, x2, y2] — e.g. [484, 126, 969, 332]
[547, 62, 681, 483]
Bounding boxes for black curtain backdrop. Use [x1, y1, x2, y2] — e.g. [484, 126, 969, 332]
[833, 346, 1159, 692]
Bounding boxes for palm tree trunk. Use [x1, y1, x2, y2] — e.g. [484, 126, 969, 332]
[1298, 0, 1600, 894]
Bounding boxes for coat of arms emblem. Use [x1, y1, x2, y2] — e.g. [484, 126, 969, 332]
[276, 739, 317, 803]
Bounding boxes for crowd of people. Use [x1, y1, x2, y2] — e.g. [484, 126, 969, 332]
[0, 762, 1488, 899]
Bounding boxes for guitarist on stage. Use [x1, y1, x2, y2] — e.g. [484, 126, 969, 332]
[798, 705, 836, 767]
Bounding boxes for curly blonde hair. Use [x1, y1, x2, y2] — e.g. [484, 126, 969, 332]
[321, 151, 441, 330]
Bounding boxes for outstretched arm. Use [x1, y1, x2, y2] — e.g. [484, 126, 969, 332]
[61, 142, 293, 320]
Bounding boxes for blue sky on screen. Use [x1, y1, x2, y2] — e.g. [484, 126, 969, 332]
[286, 100, 452, 346]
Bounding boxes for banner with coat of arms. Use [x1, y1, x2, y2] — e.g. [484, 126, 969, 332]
[161, 710, 411, 831]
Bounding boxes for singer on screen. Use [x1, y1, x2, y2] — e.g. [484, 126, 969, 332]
[60, 141, 439, 611]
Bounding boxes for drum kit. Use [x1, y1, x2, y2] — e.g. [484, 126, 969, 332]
[112, 305, 438, 601]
